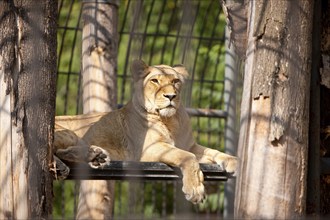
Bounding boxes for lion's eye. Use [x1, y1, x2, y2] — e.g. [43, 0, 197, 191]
[150, 78, 159, 84]
[172, 79, 181, 84]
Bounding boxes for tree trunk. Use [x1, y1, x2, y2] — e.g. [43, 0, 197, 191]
[77, 1, 118, 219]
[0, 0, 57, 219]
[234, 1, 313, 219]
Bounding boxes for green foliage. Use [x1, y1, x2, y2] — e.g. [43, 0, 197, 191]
[56, 0, 82, 115]
[53, 181, 77, 219]
[114, 181, 173, 218]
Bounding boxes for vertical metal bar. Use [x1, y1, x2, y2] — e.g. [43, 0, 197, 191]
[76, 72, 83, 114]
[197, 3, 221, 108]
[180, 0, 199, 108]
[148, 0, 166, 64]
[117, 0, 131, 104]
[118, 0, 130, 46]
[180, 1, 200, 65]
[65, 5, 82, 114]
[73, 180, 79, 218]
[141, 182, 146, 217]
[152, 182, 156, 215]
[192, 0, 213, 147]
[173, 181, 177, 216]
[121, 0, 142, 104]
[169, 0, 184, 66]
[205, 4, 223, 152]
[118, 182, 122, 215]
[161, 182, 167, 217]
[58, 0, 75, 114]
[57, 0, 75, 76]
[61, 182, 65, 219]
[138, 0, 156, 59]
[307, 0, 321, 214]
[223, 26, 238, 218]
[160, 0, 178, 64]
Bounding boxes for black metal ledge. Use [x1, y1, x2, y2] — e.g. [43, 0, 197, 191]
[66, 161, 231, 181]
[64, 158, 330, 181]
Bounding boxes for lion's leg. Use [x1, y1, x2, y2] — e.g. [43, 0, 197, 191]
[141, 143, 205, 204]
[54, 129, 81, 150]
[53, 155, 70, 180]
[189, 143, 238, 175]
[54, 129, 110, 168]
[55, 145, 88, 163]
[54, 129, 88, 162]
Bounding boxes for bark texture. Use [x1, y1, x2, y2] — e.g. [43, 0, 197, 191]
[234, 1, 313, 218]
[0, 0, 57, 218]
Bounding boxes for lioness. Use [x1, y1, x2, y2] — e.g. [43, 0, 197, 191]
[54, 60, 237, 203]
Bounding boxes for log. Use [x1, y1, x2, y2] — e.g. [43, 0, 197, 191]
[77, 0, 119, 219]
[234, 1, 314, 218]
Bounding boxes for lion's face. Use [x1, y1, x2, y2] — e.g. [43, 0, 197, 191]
[131, 60, 188, 117]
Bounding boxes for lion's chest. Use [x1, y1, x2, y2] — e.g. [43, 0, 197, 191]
[144, 118, 179, 146]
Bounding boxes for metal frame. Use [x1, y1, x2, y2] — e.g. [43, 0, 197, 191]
[67, 161, 232, 181]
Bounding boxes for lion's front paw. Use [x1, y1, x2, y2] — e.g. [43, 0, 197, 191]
[87, 145, 111, 169]
[181, 163, 206, 204]
[53, 155, 70, 180]
[216, 156, 238, 176]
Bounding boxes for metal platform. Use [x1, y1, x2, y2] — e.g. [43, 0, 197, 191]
[66, 161, 232, 181]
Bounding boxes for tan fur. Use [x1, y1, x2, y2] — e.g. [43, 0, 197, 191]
[54, 60, 237, 203]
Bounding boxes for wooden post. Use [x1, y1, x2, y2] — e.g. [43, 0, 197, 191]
[77, 0, 118, 219]
[81, 0, 118, 112]
[234, 1, 314, 218]
[0, 0, 57, 218]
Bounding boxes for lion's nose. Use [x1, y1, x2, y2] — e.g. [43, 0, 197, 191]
[163, 94, 176, 101]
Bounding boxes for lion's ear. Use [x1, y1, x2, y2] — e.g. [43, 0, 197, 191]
[173, 64, 189, 79]
[131, 60, 149, 80]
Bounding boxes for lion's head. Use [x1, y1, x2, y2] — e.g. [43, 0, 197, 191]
[131, 60, 189, 117]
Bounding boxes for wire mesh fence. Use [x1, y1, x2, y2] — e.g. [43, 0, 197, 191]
[55, 0, 238, 218]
